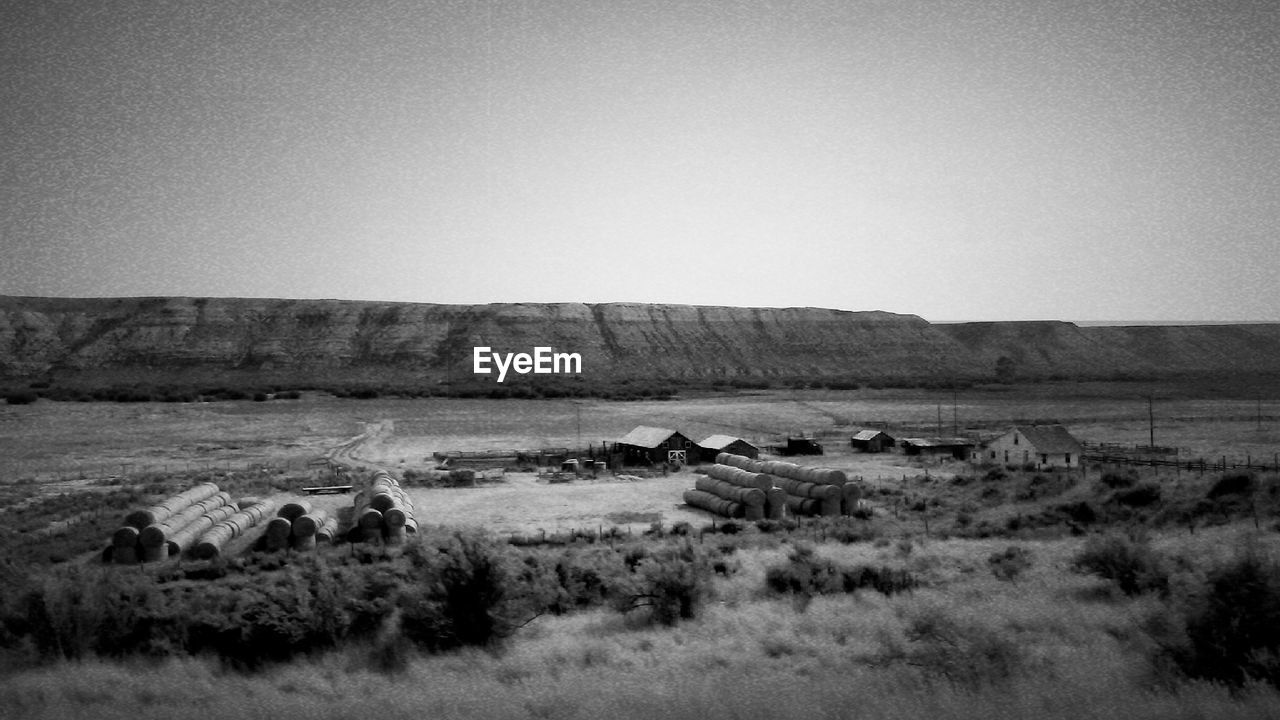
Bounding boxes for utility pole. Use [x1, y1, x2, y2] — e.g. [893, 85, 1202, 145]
[1146, 395, 1155, 447]
[936, 403, 943, 438]
[952, 387, 959, 437]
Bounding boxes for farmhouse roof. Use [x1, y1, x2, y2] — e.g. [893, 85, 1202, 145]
[617, 425, 681, 448]
[698, 434, 756, 450]
[1014, 425, 1083, 453]
[852, 429, 893, 441]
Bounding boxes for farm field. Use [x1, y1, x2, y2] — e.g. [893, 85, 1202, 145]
[4, 379, 1280, 481]
[5, 380, 1280, 719]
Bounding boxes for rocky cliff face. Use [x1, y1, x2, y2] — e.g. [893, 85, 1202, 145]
[0, 296, 1276, 386]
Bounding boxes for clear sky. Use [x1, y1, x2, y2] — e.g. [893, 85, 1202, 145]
[2, 1, 1277, 322]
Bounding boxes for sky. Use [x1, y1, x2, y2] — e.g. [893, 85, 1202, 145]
[1, 0, 1277, 322]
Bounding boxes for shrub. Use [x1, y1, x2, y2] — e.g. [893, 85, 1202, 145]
[612, 542, 711, 626]
[1208, 472, 1256, 499]
[764, 543, 915, 602]
[1100, 471, 1138, 489]
[1113, 483, 1162, 507]
[1072, 532, 1169, 596]
[1170, 549, 1280, 688]
[4, 390, 38, 405]
[987, 546, 1033, 583]
[884, 606, 1026, 688]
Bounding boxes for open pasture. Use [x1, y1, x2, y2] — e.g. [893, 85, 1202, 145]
[4, 379, 1280, 483]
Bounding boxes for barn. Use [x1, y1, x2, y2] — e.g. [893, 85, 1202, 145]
[850, 429, 895, 453]
[697, 434, 760, 462]
[616, 426, 695, 466]
[980, 425, 1083, 469]
[900, 437, 974, 460]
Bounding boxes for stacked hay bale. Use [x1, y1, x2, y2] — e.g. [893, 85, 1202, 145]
[717, 453, 861, 517]
[110, 483, 229, 564]
[683, 464, 770, 521]
[259, 500, 333, 552]
[348, 470, 417, 545]
[137, 491, 235, 562]
[192, 499, 277, 560]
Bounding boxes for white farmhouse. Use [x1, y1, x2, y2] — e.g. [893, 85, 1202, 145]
[979, 425, 1083, 469]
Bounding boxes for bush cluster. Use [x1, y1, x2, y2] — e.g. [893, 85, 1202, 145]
[0, 530, 722, 668]
[764, 543, 916, 603]
[1072, 532, 1169, 596]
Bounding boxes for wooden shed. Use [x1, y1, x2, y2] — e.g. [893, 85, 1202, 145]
[900, 437, 974, 460]
[696, 434, 760, 462]
[980, 424, 1083, 469]
[850, 429, 895, 453]
[616, 425, 694, 466]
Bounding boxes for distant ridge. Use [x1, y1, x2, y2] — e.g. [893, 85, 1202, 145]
[1, 296, 1278, 388]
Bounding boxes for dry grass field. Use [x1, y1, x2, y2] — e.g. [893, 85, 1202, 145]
[4, 381, 1280, 718]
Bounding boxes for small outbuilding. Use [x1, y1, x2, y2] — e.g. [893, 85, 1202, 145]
[696, 434, 760, 462]
[850, 429, 896, 453]
[900, 437, 974, 460]
[615, 425, 695, 466]
[980, 424, 1083, 469]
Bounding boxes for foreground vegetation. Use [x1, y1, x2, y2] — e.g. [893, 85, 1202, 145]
[4, 517, 1280, 718]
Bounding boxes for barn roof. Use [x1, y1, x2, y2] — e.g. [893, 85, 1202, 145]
[852, 429, 894, 441]
[698, 434, 756, 450]
[900, 437, 974, 448]
[1015, 425, 1083, 453]
[617, 425, 682, 448]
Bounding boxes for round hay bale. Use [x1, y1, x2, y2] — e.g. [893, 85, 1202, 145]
[278, 500, 313, 522]
[140, 544, 167, 563]
[841, 483, 863, 515]
[769, 475, 839, 501]
[315, 516, 340, 543]
[385, 525, 407, 546]
[683, 489, 744, 519]
[369, 492, 397, 512]
[765, 487, 787, 520]
[783, 495, 822, 517]
[705, 464, 772, 491]
[383, 506, 410, 528]
[112, 525, 140, 548]
[292, 509, 330, 538]
[818, 468, 848, 486]
[265, 517, 293, 551]
[113, 543, 138, 564]
[358, 508, 384, 530]
[694, 476, 765, 506]
[293, 534, 317, 551]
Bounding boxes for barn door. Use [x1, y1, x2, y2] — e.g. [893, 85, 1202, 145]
[668, 450, 686, 466]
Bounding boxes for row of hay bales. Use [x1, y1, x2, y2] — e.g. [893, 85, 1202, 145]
[108, 484, 275, 563]
[261, 500, 340, 552]
[348, 469, 418, 546]
[192, 498, 277, 560]
[682, 454, 864, 521]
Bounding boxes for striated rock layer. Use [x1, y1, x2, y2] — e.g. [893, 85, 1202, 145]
[0, 296, 1277, 386]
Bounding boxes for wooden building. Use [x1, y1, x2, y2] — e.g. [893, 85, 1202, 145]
[616, 426, 694, 466]
[900, 437, 974, 460]
[850, 429, 895, 453]
[979, 425, 1083, 469]
[696, 434, 760, 462]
